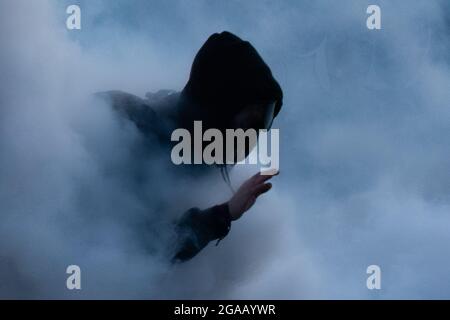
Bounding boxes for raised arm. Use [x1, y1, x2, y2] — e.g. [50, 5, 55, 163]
[172, 172, 277, 262]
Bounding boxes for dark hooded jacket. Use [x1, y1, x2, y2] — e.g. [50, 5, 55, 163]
[98, 31, 283, 262]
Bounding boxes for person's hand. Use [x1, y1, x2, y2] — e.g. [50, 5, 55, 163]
[227, 171, 278, 221]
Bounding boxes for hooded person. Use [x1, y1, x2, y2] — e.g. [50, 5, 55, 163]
[97, 31, 283, 262]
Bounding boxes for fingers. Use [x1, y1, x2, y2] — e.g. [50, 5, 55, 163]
[257, 173, 277, 185]
[249, 170, 279, 185]
[253, 182, 272, 197]
[238, 171, 277, 201]
[260, 168, 279, 177]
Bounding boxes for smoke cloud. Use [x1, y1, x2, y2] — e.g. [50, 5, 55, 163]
[0, 0, 449, 298]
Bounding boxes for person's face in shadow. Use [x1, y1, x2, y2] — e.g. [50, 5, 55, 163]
[231, 101, 276, 131]
[226, 101, 276, 163]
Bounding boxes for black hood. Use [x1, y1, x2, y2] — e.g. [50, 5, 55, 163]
[180, 31, 283, 130]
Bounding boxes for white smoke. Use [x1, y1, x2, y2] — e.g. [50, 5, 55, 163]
[0, 0, 449, 299]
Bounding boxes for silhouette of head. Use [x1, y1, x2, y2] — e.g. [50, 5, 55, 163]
[178, 31, 283, 164]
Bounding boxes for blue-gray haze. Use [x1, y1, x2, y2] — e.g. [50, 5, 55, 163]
[0, 0, 449, 298]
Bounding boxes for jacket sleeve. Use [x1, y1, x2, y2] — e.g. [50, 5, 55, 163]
[96, 91, 158, 134]
[172, 204, 232, 262]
